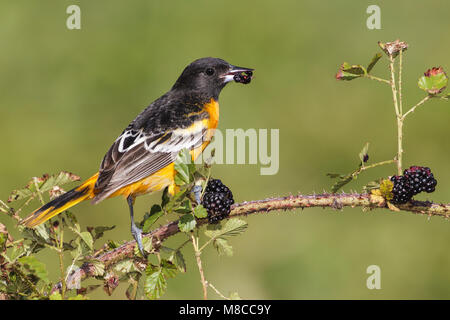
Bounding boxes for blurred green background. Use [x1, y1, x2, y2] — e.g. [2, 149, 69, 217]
[1, 0, 449, 299]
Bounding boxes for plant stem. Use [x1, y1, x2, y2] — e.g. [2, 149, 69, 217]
[54, 222, 66, 299]
[388, 54, 404, 175]
[402, 95, 431, 119]
[191, 234, 208, 300]
[398, 50, 404, 115]
[208, 282, 230, 300]
[357, 159, 396, 175]
[365, 74, 390, 84]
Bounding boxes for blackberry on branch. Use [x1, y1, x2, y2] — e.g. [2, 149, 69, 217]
[403, 166, 437, 194]
[390, 166, 437, 204]
[201, 179, 235, 224]
[390, 175, 414, 204]
[204, 179, 234, 200]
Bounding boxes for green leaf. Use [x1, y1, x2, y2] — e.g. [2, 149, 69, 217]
[367, 53, 382, 73]
[363, 180, 381, 193]
[163, 189, 188, 214]
[160, 259, 178, 279]
[0, 233, 7, 252]
[174, 199, 193, 214]
[142, 205, 163, 232]
[213, 238, 233, 257]
[125, 273, 142, 300]
[193, 205, 208, 219]
[144, 260, 177, 300]
[34, 224, 50, 241]
[162, 247, 187, 273]
[114, 259, 135, 274]
[418, 72, 448, 95]
[39, 171, 80, 194]
[18, 256, 49, 283]
[8, 172, 80, 203]
[91, 225, 115, 241]
[144, 266, 165, 300]
[79, 231, 94, 251]
[178, 214, 196, 233]
[358, 142, 370, 164]
[173, 250, 187, 273]
[204, 218, 248, 239]
[336, 62, 367, 81]
[7, 188, 33, 203]
[174, 149, 195, 185]
[330, 174, 354, 193]
[89, 260, 105, 277]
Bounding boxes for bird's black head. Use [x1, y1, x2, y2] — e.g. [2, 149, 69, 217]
[172, 57, 253, 100]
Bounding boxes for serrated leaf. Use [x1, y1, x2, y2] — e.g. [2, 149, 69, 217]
[204, 218, 248, 239]
[178, 214, 196, 233]
[18, 256, 49, 283]
[418, 72, 448, 94]
[39, 171, 80, 193]
[144, 264, 165, 300]
[160, 259, 178, 279]
[7, 188, 33, 203]
[162, 247, 187, 273]
[8, 172, 80, 203]
[193, 204, 208, 219]
[114, 259, 135, 274]
[367, 53, 382, 73]
[213, 238, 233, 257]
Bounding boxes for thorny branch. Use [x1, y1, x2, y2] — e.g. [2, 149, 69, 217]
[59, 192, 450, 291]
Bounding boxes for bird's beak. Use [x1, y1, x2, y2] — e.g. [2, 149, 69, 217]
[222, 65, 254, 83]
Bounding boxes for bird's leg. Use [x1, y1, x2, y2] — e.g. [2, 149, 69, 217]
[191, 185, 203, 205]
[127, 195, 145, 256]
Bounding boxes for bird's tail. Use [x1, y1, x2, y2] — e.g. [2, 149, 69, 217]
[21, 173, 99, 228]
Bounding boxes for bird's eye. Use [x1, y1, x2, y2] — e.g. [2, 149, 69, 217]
[205, 68, 215, 76]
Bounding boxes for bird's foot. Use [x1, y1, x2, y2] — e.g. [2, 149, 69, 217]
[131, 224, 145, 257]
[192, 185, 203, 205]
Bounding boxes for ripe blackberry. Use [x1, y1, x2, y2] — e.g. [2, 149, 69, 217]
[202, 179, 235, 223]
[202, 192, 234, 224]
[403, 166, 437, 194]
[204, 179, 234, 202]
[390, 175, 414, 204]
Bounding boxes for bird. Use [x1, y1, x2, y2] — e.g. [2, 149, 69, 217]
[21, 57, 254, 255]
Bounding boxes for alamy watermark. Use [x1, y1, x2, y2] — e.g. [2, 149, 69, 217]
[195, 128, 280, 176]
